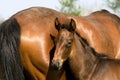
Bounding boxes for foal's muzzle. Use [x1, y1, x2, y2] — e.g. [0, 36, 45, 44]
[51, 59, 63, 70]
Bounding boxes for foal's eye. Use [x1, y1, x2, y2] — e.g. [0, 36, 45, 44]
[66, 39, 73, 47]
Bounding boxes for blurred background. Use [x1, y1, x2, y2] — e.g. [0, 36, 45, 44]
[0, 0, 120, 23]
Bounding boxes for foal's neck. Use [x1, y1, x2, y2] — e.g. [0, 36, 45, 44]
[69, 34, 99, 80]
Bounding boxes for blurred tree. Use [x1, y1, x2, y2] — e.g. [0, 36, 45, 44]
[106, 0, 120, 16]
[0, 16, 3, 24]
[58, 0, 81, 16]
[107, 0, 120, 10]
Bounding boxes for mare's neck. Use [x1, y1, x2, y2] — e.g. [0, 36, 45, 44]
[69, 33, 99, 80]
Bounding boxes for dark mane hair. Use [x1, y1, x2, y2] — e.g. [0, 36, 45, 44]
[75, 31, 111, 59]
[0, 18, 24, 80]
[60, 24, 74, 32]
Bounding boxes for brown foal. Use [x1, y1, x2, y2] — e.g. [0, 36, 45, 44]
[52, 18, 120, 80]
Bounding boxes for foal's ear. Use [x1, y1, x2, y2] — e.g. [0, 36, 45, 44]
[55, 17, 61, 31]
[70, 19, 76, 32]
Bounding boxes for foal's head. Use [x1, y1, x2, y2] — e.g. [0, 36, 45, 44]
[52, 18, 76, 70]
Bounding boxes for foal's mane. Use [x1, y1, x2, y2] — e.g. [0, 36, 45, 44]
[75, 31, 112, 59]
[75, 31, 120, 65]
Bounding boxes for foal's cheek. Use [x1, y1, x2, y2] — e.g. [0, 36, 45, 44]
[62, 48, 71, 59]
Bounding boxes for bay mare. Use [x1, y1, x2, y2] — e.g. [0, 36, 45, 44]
[52, 19, 120, 80]
[0, 7, 120, 80]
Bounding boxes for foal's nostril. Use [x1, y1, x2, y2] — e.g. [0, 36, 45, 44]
[51, 60, 62, 70]
[56, 61, 60, 68]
